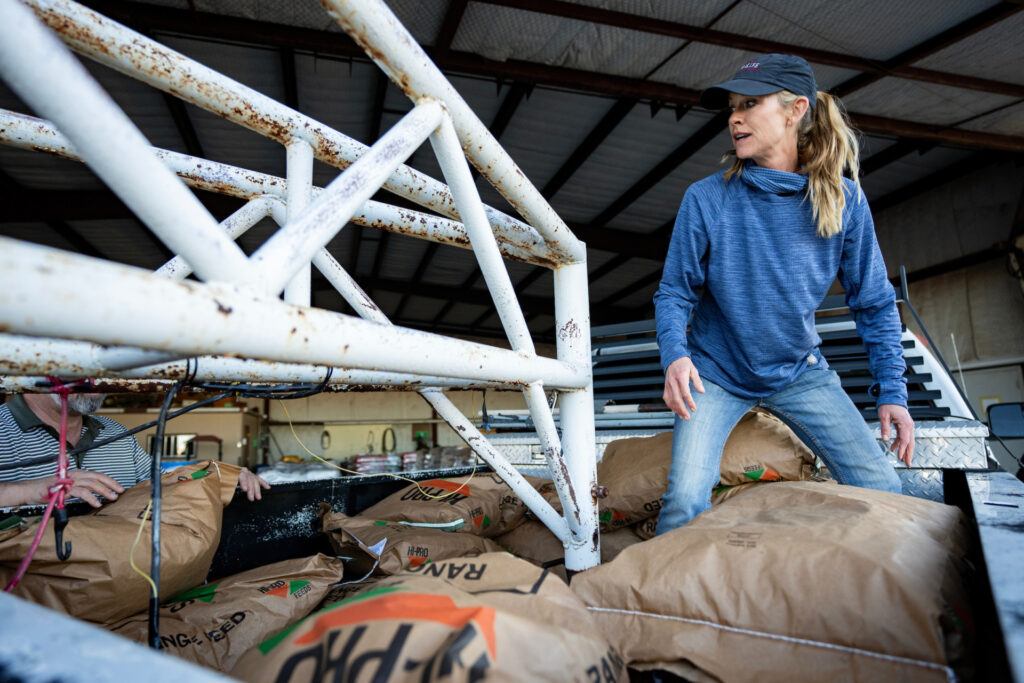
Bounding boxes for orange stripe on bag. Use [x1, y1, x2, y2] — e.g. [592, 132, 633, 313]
[292, 593, 497, 657]
[418, 480, 474, 495]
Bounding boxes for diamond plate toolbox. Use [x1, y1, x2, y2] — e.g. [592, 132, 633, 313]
[896, 469, 945, 502]
[873, 420, 989, 469]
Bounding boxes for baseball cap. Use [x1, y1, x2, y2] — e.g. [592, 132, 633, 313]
[700, 53, 818, 110]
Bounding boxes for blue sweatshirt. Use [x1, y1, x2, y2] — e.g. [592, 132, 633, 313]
[653, 162, 908, 407]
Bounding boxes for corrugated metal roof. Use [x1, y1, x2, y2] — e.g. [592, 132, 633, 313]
[67, 219, 167, 269]
[907, 12, 1024, 85]
[1, 0, 1020, 340]
[709, 0, 1000, 61]
[467, 8, 685, 80]
[654, 41, 860, 91]
[842, 77, 1019, 127]
[860, 145, 973, 199]
[495, 88, 615, 192]
[961, 101, 1024, 137]
[295, 54, 380, 150]
[553, 107, 717, 227]
[1, 222, 68, 251]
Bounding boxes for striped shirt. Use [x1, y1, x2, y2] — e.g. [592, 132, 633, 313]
[0, 396, 151, 489]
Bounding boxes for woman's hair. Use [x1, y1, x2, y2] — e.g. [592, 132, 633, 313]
[724, 90, 861, 238]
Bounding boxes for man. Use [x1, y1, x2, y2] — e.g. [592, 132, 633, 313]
[0, 392, 269, 508]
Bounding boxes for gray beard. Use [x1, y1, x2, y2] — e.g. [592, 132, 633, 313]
[50, 393, 105, 415]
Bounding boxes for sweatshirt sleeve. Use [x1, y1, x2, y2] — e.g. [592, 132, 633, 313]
[837, 189, 908, 408]
[654, 186, 711, 373]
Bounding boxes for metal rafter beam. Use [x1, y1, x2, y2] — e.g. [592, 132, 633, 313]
[73, 0, 1024, 153]
[596, 267, 662, 308]
[357, 71, 391, 283]
[0, 187, 244, 223]
[1, 168, 174, 262]
[160, 93, 204, 157]
[0, 186, 679, 262]
[469, 307, 495, 330]
[392, 242, 439, 320]
[871, 152, 1009, 213]
[832, 3, 1021, 97]
[430, 270, 481, 328]
[859, 140, 932, 177]
[590, 110, 731, 228]
[586, 218, 673, 285]
[0, 167, 109, 258]
[433, 0, 468, 55]
[478, 0, 1024, 99]
[897, 246, 1007, 285]
[474, 261, 550, 329]
[280, 46, 298, 110]
[542, 98, 636, 199]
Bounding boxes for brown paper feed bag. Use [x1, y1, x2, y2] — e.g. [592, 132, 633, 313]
[322, 510, 501, 575]
[231, 552, 627, 683]
[111, 553, 342, 672]
[0, 461, 239, 624]
[572, 481, 972, 683]
[358, 473, 539, 537]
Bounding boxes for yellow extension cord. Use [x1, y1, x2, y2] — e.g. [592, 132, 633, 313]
[129, 499, 158, 598]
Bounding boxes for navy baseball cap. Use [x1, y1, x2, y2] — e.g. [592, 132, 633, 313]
[700, 54, 818, 110]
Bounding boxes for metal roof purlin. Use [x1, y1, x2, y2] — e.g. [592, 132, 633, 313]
[0, 168, 109, 260]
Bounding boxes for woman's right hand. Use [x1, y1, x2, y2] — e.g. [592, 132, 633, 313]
[663, 357, 705, 420]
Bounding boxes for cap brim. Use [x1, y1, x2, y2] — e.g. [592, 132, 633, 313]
[700, 78, 782, 110]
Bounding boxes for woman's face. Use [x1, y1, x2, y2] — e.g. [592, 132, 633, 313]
[727, 92, 799, 167]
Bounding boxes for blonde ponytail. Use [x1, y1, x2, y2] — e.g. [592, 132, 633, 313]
[799, 91, 860, 237]
[723, 90, 861, 238]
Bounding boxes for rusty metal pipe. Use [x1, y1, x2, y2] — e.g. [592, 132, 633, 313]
[0, 0, 252, 284]
[283, 140, 314, 305]
[0, 238, 588, 389]
[0, 109, 554, 268]
[156, 197, 274, 280]
[23, 0, 562, 266]
[430, 115, 535, 355]
[249, 100, 444, 296]
[322, 0, 586, 264]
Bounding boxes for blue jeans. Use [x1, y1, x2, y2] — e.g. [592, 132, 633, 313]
[655, 366, 902, 535]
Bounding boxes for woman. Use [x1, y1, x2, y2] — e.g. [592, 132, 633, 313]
[653, 53, 914, 535]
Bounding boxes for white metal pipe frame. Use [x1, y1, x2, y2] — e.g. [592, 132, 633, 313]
[0, 0, 601, 566]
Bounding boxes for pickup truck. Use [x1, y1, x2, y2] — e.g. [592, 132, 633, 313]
[3, 287, 1024, 682]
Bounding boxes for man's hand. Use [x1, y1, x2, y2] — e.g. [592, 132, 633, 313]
[238, 469, 271, 502]
[30, 470, 124, 509]
[663, 357, 705, 420]
[878, 404, 915, 466]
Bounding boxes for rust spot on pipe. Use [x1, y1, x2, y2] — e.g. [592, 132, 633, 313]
[213, 299, 233, 315]
[557, 318, 580, 342]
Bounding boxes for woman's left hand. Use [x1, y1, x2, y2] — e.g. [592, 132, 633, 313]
[878, 404, 915, 466]
[238, 468, 271, 502]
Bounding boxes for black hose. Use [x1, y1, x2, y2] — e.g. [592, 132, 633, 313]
[148, 380, 182, 650]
